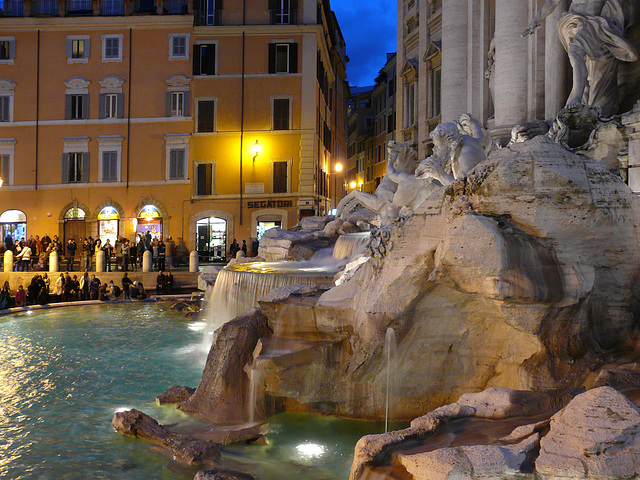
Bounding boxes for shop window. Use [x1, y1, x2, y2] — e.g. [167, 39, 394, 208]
[196, 216, 226, 261]
[97, 206, 119, 246]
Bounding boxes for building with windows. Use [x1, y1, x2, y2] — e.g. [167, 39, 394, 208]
[346, 53, 396, 196]
[0, 0, 348, 260]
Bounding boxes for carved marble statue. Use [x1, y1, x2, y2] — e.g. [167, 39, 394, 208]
[523, 0, 639, 117]
[415, 114, 491, 186]
[337, 141, 433, 226]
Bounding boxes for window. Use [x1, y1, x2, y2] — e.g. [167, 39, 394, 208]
[269, 0, 297, 24]
[169, 34, 189, 61]
[166, 90, 190, 117]
[0, 37, 15, 63]
[63, 152, 89, 183]
[431, 69, 441, 118]
[102, 34, 123, 62]
[65, 94, 89, 120]
[387, 113, 395, 133]
[195, 0, 222, 26]
[404, 83, 415, 128]
[193, 43, 216, 75]
[272, 160, 288, 193]
[268, 43, 297, 74]
[0, 154, 10, 185]
[272, 98, 290, 130]
[0, 96, 10, 122]
[98, 76, 124, 119]
[105, 93, 117, 118]
[196, 162, 213, 195]
[101, 151, 118, 182]
[169, 148, 186, 180]
[197, 99, 215, 132]
[66, 36, 90, 63]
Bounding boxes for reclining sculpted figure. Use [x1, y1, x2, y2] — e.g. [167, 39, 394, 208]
[415, 113, 491, 186]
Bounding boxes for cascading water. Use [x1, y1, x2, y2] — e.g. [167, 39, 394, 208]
[202, 261, 337, 349]
[332, 232, 370, 260]
[247, 366, 260, 423]
[384, 327, 397, 433]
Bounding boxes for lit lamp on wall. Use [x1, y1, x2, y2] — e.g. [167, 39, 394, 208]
[349, 181, 357, 189]
[0, 176, 3, 187]
[332, 163, 343, 210]
[252, 140, 261, 163]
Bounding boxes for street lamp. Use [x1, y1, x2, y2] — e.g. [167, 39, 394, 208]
[332, 163, 343, 210]
[0, 177, 3, 188]
[252, 140, 261, 163]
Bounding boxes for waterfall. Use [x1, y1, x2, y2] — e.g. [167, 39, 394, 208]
[332, 232, 370, 260]
[247, 366, 260, 423]
[384, 327, 397, 433]
[202, 262, 336, 349]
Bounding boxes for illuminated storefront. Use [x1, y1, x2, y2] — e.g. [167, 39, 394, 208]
[0, 209, 26, 243]
[137, 205, 163, 240]
[97, 206, 119, 246]
[196, 216, 227, 261]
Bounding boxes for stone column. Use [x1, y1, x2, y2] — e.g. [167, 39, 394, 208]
[545, 0, 569, 119]
[493, 0, 529, 128]
[441, 0, 469, 122]
[142, 250, 152, 272]
[4, 251, 12, 273]
[96, 250, 105, 272]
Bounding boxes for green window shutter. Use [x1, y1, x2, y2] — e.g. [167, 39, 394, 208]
[84, 38, 90, 58]
[65, 94, 72, 120]
[117, 93, 124, 118]
[166, 91, 172, 116]
[82, 94, 89, 119]
[184, 91, 190, 116]
[9, 40, 15, 60]
[66, 39, 72, 59]
[289, 43, 297, 73]
[62, 153, 70, 183]
[81, 152, 90, 182]
[268, 44, 276, 74]
[98, 93, 106, 119]
[193, 45, 201, 75]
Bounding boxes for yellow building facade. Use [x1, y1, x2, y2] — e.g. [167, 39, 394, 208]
[0, 0, 348, 260]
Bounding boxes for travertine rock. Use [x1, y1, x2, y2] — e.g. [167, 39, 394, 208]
[536, 386, 640, 478]
[156, 385, 195, 405]
[112, 409, 220, 465]
[194, 470, 255, 480]
[178, 308, 272, 423]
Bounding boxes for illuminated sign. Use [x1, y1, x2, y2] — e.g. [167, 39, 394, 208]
[247, 200, 293, 209]
[138, 205, 161, 219]
[97, 207, 119, 220]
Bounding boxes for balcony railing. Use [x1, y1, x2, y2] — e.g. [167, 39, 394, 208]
[133, 0, 156, 13]
[163, 0, 187, 14]
[67, 0, 93, 15]
[0, 0, 25, 16]
[100, 0, 124, 15]
[31, 0, 59, 15]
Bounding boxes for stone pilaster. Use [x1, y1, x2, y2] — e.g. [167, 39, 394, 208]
[544, 0, 569, 119]
[441, 0, 468, 123]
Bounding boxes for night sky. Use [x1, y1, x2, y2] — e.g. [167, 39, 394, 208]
[331, 0, 397, 88]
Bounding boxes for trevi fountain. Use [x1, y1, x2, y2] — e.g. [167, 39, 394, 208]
[109, 2, 640, 479]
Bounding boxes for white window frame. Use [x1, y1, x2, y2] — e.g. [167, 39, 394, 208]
[0, 139, 16, 186]
[69, 94, 84, 120]
[99, 76, 124, 120]
[67, 35, 90, 64]
[63, 136, 90, 184]
[105, 93, 118, 119]
[0, 79, 15, 123]
[0, 37, 15, 65]
[271, 158, 292, 194]
[169, 33, 190, 61]
[274, 0, 291, 24]
[102, 34, 123, 63]
[270, 95, 293, 130]
[98, 135, 123, 183]
[68, 151, 84, 183]
[195, 97, 216, 133]
[165, 134, 189, 182]
[171, 91, 185, 117]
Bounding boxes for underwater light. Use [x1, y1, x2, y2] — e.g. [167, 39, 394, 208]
[296, 443, 325, 459]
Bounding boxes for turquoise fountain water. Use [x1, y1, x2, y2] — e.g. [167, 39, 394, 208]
[0, 303, 393, 480]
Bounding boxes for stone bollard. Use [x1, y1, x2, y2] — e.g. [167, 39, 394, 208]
[4, 250, 13, 272]
[96, 250, 105, 272]
[142, 250, 152, 272]
[49, 251, 59, 272]
[189, 250, 199, 272]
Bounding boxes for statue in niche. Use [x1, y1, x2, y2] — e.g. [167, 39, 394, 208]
[337, 141, 435, 226]
[485, 37, 496, 118]
[523, 0, 639, 117]
[415, 114, 491, 187]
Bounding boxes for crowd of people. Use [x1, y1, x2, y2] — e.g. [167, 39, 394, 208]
[0, 232, 190, 273]
[0, 269, 175, 309]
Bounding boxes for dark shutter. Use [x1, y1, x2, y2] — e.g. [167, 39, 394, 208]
[197, 100, 214, 132]
[273, 98, 289, 130]
[203, 45, 215, 74]
[268, 0, 278, 8]
[288, 43, 297, 73]
[166, 91, 173, 116]
[215, 0, 222, 9]
[9, 40, 15, 59]
[82, 94, 89, 119]
[65, 94, 72, 120]
[193, 45, 201, 75]
[117, 93, 124, 118]
[268, 43, 276, 74]
[197, 163, 212, 195]
[66, 39, 72, 59]
[1, 155, 9, 183]
[62, 153, 70, 183]
[85, 38, 90, 58]
[98, 93, 106, 119]
[273, 161, 287, 193]
[81, 152, 90, 183]
[290, 0, 297, 8]
[184, 91, 190, 116]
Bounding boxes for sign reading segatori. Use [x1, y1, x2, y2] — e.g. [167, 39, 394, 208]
[247, 200, 294, 209]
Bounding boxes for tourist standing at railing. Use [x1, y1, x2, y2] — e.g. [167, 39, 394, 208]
[94, 239, 102, 267]
[15, 243, 31, 271]
[157, 240, 166, 271]
[66, 238, 77, 272]
[82, 238, 92, 271]
[80, 272, 89, 300]
[166, 237, 175, 270]
[122, 240, 130, 272]
[136, 237, 145, 270]
[103, 240, 113, 272]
